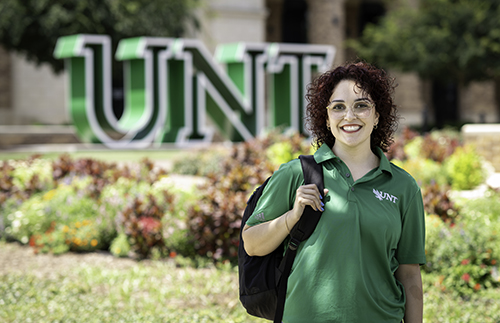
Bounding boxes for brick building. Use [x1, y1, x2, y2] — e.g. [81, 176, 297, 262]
[0, 0, 498, 129]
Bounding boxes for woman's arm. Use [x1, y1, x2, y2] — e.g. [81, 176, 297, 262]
[395, 264, 423, 323]
[242, 184, 327, 256]
[242, 210, 293, 256]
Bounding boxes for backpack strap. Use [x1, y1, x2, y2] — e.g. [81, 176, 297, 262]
[293, 155, 325, 241]
[274, 155, 324, 323]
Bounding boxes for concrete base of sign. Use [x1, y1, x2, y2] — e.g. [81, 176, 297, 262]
[0, 125, 80, 148]
[462, 123, 500, 172]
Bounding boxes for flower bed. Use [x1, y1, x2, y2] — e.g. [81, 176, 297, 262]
[1, 129, 499, 297]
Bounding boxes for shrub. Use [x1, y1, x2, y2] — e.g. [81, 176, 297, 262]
[171, 148, 228, 176]
[101, 173, 188, 259]
[385, 127, 420, 161]
[29, 221, 69, 255]
[61, 219, 103, 252]
[118, 191, 175, 259]
[421, 182, 459, 223]
[266, 131, 313, 167]
[30, 219, 103, 254]
[444, 145, 486, 190]
[4, 180, 100, 245]
[0, 157, 54, 217]
[11, 157, 54, 193]
[391, 157, 447, 187]
[3, 172, 123, 254]
[456, 190, 500, 222]
[388, 128, 460, 163]
[186, 167, 251, 261]
[424, 210, 500, 295]
[186, 133, 288, 262]
[422, 272, 500, 321]
[419, 129, 460, 163]
[0, 160, 15, 207]
[110, 232, 131, 257]
[154, 177, 199, 258]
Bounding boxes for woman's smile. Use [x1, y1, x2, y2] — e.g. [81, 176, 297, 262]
[340, 124, 362, 133]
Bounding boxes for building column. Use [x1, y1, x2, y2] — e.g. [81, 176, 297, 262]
[306, 0, 345, 66]
[196, 0, 268, 53]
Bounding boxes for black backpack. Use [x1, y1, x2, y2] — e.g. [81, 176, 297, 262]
[238, 155, 324, 323]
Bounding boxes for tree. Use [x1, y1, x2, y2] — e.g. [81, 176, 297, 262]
[0, 0, 200, 73]
[348, 0, 500, 122]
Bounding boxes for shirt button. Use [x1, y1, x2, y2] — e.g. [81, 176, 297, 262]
[351, 187, 355, 192]
[346, 173, 350, 178]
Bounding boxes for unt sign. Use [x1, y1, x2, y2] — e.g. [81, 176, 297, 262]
[54, 34, 335, 148]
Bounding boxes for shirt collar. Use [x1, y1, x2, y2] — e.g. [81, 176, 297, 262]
[313, 144, 393, 176]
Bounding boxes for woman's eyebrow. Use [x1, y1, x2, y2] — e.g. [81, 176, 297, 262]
[329, 97, 370, 103]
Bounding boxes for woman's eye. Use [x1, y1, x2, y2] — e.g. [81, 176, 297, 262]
[355, 103, 369, 110]
[332, 105, 345, 111]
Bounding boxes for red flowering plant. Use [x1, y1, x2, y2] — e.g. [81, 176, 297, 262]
[118, 190, 175, 259]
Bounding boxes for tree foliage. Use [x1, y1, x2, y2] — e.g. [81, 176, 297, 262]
[0, 0, 199, 73]
[349, 0, 500, 85]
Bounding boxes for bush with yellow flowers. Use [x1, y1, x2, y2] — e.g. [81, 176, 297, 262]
[62, 219, 102, 252]
[4, 181, 98, 246]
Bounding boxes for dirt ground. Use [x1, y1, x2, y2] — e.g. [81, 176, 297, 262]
[0, 242, 139, 278]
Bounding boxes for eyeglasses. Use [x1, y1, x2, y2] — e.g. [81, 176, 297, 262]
[326, 100, 374, 119]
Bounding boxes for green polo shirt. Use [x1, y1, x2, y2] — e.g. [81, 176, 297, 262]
[246, 144, 426, 323]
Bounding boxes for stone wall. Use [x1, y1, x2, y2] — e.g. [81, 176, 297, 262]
[10, 53, 68, 125]
[462, 124, 500, 172]
[460, 82, 498, 123]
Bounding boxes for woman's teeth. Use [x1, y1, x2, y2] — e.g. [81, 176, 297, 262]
[342, 126, 361, 132]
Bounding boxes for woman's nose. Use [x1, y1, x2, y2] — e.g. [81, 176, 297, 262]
[344, 108, 357, 120]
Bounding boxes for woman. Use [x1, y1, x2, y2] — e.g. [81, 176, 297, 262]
[242, 62, 425, 323]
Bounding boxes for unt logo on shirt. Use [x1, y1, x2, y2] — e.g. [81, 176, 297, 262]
[373, 189, 398, 203]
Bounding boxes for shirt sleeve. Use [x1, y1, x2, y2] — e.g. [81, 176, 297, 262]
[245, 159, 304, 227]
[396, 187, 426, 265]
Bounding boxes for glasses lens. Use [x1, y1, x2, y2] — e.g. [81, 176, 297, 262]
[327, 101, 373, 119]
[354, 102, 372, 118]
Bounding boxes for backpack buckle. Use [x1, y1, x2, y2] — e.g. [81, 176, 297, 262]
[288, 237, 300, 251]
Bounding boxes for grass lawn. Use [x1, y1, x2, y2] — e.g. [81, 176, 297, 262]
[0, 242, 266, 323]
[1, 241, 499, 322]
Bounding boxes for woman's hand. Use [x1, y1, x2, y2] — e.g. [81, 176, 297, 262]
[288, 184, 329, 224]
[242, 184, 328, 257]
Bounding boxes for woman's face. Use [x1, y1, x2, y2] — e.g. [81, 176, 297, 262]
[326, 80, 379, 152]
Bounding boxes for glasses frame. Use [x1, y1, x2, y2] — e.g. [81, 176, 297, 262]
[326, 99, 375, 119]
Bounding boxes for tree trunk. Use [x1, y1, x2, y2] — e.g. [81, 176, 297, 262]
[494, 78, 500, 123]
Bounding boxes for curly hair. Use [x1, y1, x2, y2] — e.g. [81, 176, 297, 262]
[305, 61, 399, 152]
